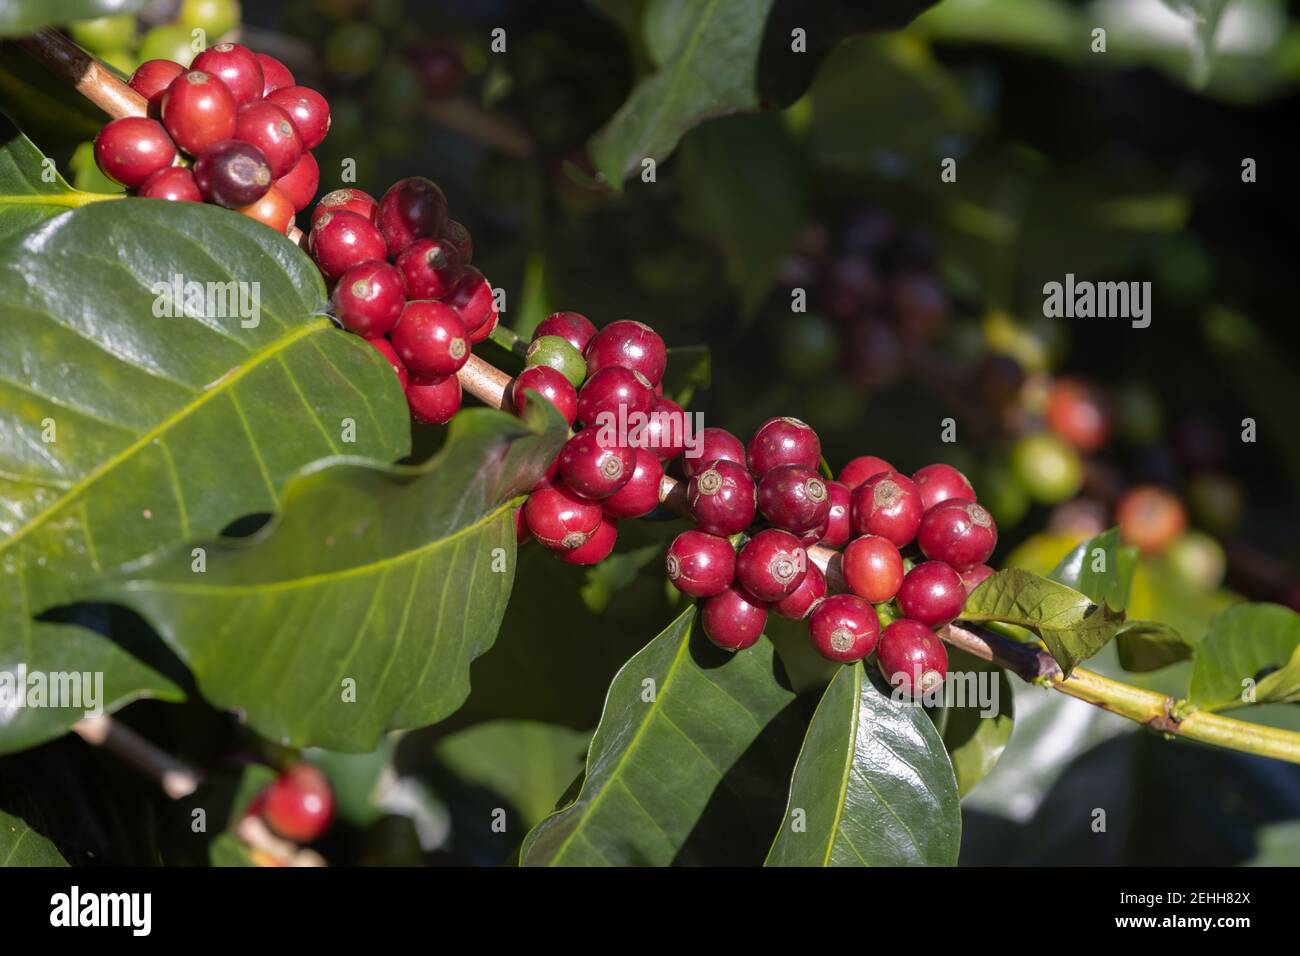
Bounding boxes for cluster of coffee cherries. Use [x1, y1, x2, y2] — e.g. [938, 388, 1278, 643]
[245, 762, 335, 846]
[93, 42, 325, 233]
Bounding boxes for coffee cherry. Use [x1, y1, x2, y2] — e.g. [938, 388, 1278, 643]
[129, 60, 186, 115]
[1011, 432, 1082, 504]
[266, 86, 332, 150]
[313, 188, 378, 226]
[443, 267, 495, 332]
[584, 320, 667, 385]
[192, 43, 264, 107]
[139, 25, 198, 68]
[774, 562, 826, 620]
[332, 260, 405, 337]
[512, 366, 578, 427]
[263, 763, 335, 843]
[666, 530, 736, 598]
[757, 465, 830, 533]
[193, 140, 272, 208]
[93, 117, 176, 188]
[309, 210, 388, 279]
[525, 480, 604, 552]
[376, 175, 447, 257]
[274, 150, 319, 213]
[69, 15, 135, 54]
[367, 336, 408, 390]
[256, 53, 296, 96]
[912, 463, 976, 511]
[878, 619, 948, 696]
[534, 311, 597, 353]
[557, 430, 635, 499]
[687, 459, 756, 536]
[575, 366, 655, 428]
[842, 534, 904, 603]
[838, 455, 894, 489]
[525, 335, 587, 388]
[747, 417, 820, 477]
[701, 585, 767, 652]
[636, 396, 686, 460]
[918, 500, 998, 571]
[682, 427, 746, 478]
[850, 471, 924, 547]
[736, 529, 807, 602]
[405, 373, 462, 425]
[440, 218, 473, 265]
[559, 517, 618, 565]
[798, 521, 828, 549]
[238, 186, 295, 234]
[897, 561, 966, 627]
[235, 101, 303, 178]
[960, 563, 995, 595]
[1047, 378, 1111, 452]
[390, 300, 468, 377]
[1117, 486, 1187, 554]
[162, 71, 238, 156]
[138, 166, 202, 202]
[809, 594, 880, 664]
[178, 0, 242, 42]
[821, 480, 852, 549]
[395, 237, 462, 299]
[602, 448, 663, 518]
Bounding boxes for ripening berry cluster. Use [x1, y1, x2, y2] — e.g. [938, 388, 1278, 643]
[92, 43, 325, 232]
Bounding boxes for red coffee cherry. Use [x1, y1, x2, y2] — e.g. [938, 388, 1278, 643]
[332, 260, 405, 337]
[129, 59, 185, 115]
[633, 396, 687, 461]
[682, 427, 747, 478]
[701, 585, 768, 652]
[774, 562, 826, 620]
[559, 517, 618, 565]
[235, 100, 303, 178]
[912, 463, 977, 511]
[274, 150, 319, 213]
[367, 337, 408, 390]
[263, 763, 335, 843]
[525, 480, 604, 552]
[192, 43, 264, 106]
[443, 267, 495, 332]
[256, 53, 296, 96]
[512, 365, 578, 426]
[602, 448, 663, 518]
[405, 373, 462, 425]
[798, 520, 828, 549]
[237, 186, 295, 234]
[666, 530, 736, 598]
[575, 366, 655, 428]
[820, 480, 852, 549]
[842, 535, 904, 604]
[1117, 485, 1187, 554]
[838, 455, 895, 489]
[917, 500, 998, 571]
[137, 166, 202, 202]
[193, 139, 272, 208]
[747, 417, 820, 477]
[390, 300, 469, 377]
[395, 237, 462, 299]
[266, 85, 332, 150]
[809, 594, 880, 664]
[960, 563, 995, 595]
[313, 188, 378, 227]
[557, 429, 635, 499]
[736, 529, 807, 602]
[584, 320, 667, 385]
[93, 117, 176, 188]
[877, 619, 949, 697]
[440, 218, 473, 265]
[850, 471, 924, 548]
[162, 70, 238, 156]
[534, 311, 597, 353]
[309, 210, 388, 279]
[687, 459, 757, 536]
[1047, 378, 1111, 452]
[897, 561, 966, 627]
[757, 465, 830, 534]
[376, 175, 447, 257]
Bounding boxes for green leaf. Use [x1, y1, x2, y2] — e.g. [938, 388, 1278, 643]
[0, 0, 149, 34]
[765, 663, 960, 866]
[0, 808, 67, 866]
[90, 401, 569, 751]
[1115, 620, 1192, 673]
[961, 569, 1126, 676]
[931, 647, 1014, 797]
[520, 605, 804, 865]
[0, 117, 120, 242]
[1049, 528, 1136, 611]
[0, 52, 106, 150]
[1188, 603, 1300, 711]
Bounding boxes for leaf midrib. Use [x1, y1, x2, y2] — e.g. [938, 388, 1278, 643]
[824, 665, 861, 867]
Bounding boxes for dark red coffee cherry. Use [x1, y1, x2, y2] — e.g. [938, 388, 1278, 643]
[332, 260, 405, 337]
[192, 43, 264, 106]
[313, 188, 378, 227]
[443, 267, 495, 333]
[774, 562, 826, 621]
[138, 166, 202, 202]
[129, 59, 185, 115]
[559, 517, 618, 565]
[256, 52, 296, 96]
[395, 237, 462, 299]
[237, 186, 295, 234]
[842, 534, 904, 604]
[917, 500, 998, 571]
[511, 365, 578, 427]
[820, 480, 852, 549]
[736, 529, 807, 602]
[682, 427, 746, 478]
[557, 429, 635, 500]
[534, 311, 597, 353]
[897, 560, 966, 627]
[376, 175, 447, 257]
[602, 449, 663, 519]
[390, 300, 468, 377]
[266, 85, 332, 150]
[809, 594, 880, 664]
[93, 117, 176, 188]
[405, 373, 462, 425]
[468, 309, 499, 345]
[838, 455, 895, 489]
[584, 320, 667, 385]
[309, 210, 388, 279]
[440, 218, 473, 265]
[747, 417, 820, 478]
[687, 459, 756, 537]
[635, 396, 687, 461]
[262, 763, 334, 843]
[235, 100, 303, 178]
[274, 150, 319, 213]
[666, 530, 736, 598]
[575, 366, 655, 428]
[960, 563, 994, 595]
[877, 619, 949, 697]
[162, 70, 238, 156]
[757, 465, 830, 534]
[367, 336, 408, 390]
[193, 139, 272, 208]
[525, 480, 603, 553]
[798, 520, 828, 549]
[701, 585, 768, 652]
[850, 471, 924, 548]
[912, 462, 976, 512]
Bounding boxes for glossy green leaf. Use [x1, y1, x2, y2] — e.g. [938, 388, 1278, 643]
[0, 808, 67, 866]
[1114, 620, 1192, 673]
[520, 605, 804, 865]
[931, 647, 1014, 797]
[1049, 528, 1136, 611]
[766, 663, 959, 866]
[90, 402, 568, 751]
[0, 118, 119, 242]
[0, 0, 148, 34]
[1188, 603, 1300, 711]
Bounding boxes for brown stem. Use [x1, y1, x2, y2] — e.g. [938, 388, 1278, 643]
[19, 28, 148, 119]
[73, 715, 201, 798]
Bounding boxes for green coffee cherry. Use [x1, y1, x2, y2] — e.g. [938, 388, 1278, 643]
[1165, 530, 1226, 591]
[177, 0, 242, 40]
[69, 16, 136, 54]
[325, 21, 383, 79]
[139, 25, 199, 68]
[1010, 432, 1082, 504]
[525, 335, 587, 388]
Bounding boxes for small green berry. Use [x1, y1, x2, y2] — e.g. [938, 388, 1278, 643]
[69, 16, 136, 54]
[525, 335, 587, 388]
